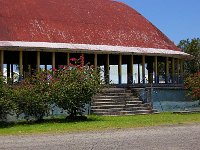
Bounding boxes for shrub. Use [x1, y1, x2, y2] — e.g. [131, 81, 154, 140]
[9, 56, 103, 121]
[13, 71, 51, 121]
[0, 75, 14, 120]
[50, 56, 103, 118]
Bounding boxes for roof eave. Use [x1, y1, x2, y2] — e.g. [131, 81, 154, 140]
[0, 41, 192, 59]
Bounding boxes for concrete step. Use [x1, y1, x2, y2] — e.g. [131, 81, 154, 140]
[92, 102, 125, 106]
[94, 95, 123, 98]
[91, 87, 157, 116]
[92, 98, 126, 101]
[92, 98, 123, 102]
[92, 106, 151, 112]
[94, 112, 136, 116]
[93, 95, 138, 99]
[92, 104, 125, 109]
[93, 112, 122, 116]
[92, 101, 123, 105]
[92, 109, 158, 116]
[92, 108, 124, 113]
[92, 101, 143, 106]
[92, 102, 144, 106]
[93, 110, 153, 116]
[92, 99, 140, 102]
[125, 103, 141, 107]
[99, 93, 133, 96]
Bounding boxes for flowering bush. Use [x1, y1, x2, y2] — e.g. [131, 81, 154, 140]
[2, 56, 102, 121]
[185, 72, 200, 101]
[50, 56, 103, 118]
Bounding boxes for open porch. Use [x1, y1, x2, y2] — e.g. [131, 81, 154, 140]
[0, 47, 185, 86]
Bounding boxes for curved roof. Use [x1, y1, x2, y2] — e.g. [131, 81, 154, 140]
[0, 0, 180, 52]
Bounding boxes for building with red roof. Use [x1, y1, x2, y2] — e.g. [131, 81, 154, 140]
[0, 0, 190, 85]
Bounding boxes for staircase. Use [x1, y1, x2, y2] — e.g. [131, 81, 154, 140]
[91, 88, 158, 116]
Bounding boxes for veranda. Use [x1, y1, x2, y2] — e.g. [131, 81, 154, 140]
[0, 45, 185, 86]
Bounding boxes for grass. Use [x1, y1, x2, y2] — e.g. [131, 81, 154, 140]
[1, 113, 200, 135]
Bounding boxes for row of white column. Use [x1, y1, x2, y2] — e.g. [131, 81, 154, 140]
[103, 54, 184, 84]
[0, 50, 184, 84]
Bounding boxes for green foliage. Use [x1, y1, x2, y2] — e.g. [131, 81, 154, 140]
[0, 75, 14, 120]
[185, 72, 200, 100]
[178, 38, 200, 74]
[12, 71, 51, 121]
[50, 56, 103, 117]
[1, 56, 102, 121]
[179, 38, 200, 101]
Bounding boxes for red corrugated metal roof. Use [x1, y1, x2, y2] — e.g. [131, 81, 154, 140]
[0, 0, 180, 51]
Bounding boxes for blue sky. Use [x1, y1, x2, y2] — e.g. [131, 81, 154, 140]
[119, 0, 200, 44]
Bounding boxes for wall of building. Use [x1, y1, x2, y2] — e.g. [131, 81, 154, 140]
[138, 88, 200, 112]
[5, 104, 90, 122]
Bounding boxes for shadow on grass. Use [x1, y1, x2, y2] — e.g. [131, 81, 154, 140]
[0, 115, 103, 129]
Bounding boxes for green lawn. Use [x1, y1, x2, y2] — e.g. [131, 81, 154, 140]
[1, 113, 200, 135]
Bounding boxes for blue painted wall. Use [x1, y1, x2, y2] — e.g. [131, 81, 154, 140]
[139, 88, 200, 112]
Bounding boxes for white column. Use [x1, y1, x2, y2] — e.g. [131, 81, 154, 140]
[165, 57, 169, 84]
[138, 64, 140, 84]
[0, 50, 4, 75]
[142, 55, 145, 84]
[94, 53, 98, 70]
[172, 57, 175, 83]
[177, 59, 180, 83]
[127, 55, 133, 84]
[105, 54, 110, 84]
[154, 56, 158, 84]
[67, 53, 70, 65]
[19, 50, 23, 81]
[118, 54, 122, 84]
[52, 52, 56, 69]
[37, 51, 40, 72]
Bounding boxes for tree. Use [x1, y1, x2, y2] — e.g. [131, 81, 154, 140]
[177, 38, 200, 75]
[178, 38, 200, 101]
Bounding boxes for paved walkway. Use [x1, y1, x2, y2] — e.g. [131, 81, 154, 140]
[0, 124, 200, 150]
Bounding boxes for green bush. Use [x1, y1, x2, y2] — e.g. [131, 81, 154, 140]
[0, 75, 14, 120]
[4, 56, 103, 121]
[50, 56, 103, 118]
[13, 71, 51, 121]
